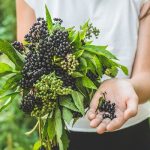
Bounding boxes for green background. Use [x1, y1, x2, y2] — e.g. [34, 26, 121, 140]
[0, 1, 38, 150]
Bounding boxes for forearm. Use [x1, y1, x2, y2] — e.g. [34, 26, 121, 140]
[130, 72, 150, 103]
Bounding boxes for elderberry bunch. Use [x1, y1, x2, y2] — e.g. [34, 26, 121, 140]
[53, 18, 63, 25]
[86, 23, 100, 39]
[20, 93, 43, 115]
[34, 73, 72, 101]
[55, 66, 76, 89]
[99, 95, 116, 120]
[60, 54, 79, 75]
[20, 50, 48, 89]
[24, 18, 49, 44]
[48, 29, 74, 57]
[12, 41, 25, 54]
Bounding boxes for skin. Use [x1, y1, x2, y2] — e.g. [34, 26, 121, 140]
[16, 0, 150, 134]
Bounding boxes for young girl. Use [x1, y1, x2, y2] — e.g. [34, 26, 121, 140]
[16, 0, 150, 149]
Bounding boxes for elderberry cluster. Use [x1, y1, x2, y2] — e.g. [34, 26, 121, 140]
[86, 23, 100, 39]
[55, 66, 76, 89]
[12, 41, 25, 54]
[49, 29, 74, 57]
[60, 54, 79, 75]
[99, 96, 116, 120]
[53, 18, 63, 25]
[20, 93, 43, 115]
[34, 73, 72, 101]
[24, 18, 49, 44]
[20, 92, 56, 117]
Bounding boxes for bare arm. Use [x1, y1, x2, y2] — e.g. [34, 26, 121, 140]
[16, 0, 36, 41]
[131, 2, 150, 103]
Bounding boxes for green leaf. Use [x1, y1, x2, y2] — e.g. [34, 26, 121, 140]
[83, 45, 118, 60]
[71, 91, 84, 115]
[61, 129, 70, 150]
[91, 55, 102, 76]
[47, 117, 56, 140]
[74, 50, 84, 58]
[0, 40, 24, 70]
[0, 97, 13, 112]
[60, 98, 79, 112]
[71, 72, 84, 78]
[0, 63, 14, 77]
[0, 91, 20, 101]
[0, 62, 13, 72]
[72, 32, 82, 48]
[45, 5, 53, 31]
[55, 107, 62, 139]
[33, 140, 41, 150]
[2, 74, 21, 90]
[79, 57, 87, 74]
[120, 65, 128, 75]
[62, 107, 73, 124]
[82, 76, 97, 90]
[80, 20, 89, 40]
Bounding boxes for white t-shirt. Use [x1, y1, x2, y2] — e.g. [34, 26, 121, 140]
[25, 0, 150, 132]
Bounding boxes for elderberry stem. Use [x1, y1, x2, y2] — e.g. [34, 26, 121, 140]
[38, 117, 42, 144]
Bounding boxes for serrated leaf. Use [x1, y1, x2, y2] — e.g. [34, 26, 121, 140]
[83, 45, 117, 60]
[45, 5, 53, 31]
[0, 40, 24, 70]
[74, 50, 84, 58]
[60, 98, 79, 112]
[55, 107, 62, 138]
[71, 72, 84, 78]
[47, 117, 56, 140]
[62, 107, 73, 124]
[82, 76, 97, 90]
[71, 91, 84, 115]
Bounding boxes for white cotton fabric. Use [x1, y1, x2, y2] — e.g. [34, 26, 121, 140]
[25, 0, 150, 132]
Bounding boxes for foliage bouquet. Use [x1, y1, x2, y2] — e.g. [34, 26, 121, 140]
[0, 6, 128, 150]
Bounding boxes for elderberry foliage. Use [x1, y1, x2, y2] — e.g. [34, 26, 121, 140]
[0, 6, 128, 150]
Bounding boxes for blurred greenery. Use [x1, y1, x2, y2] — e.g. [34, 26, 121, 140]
[0, 1, 38, 150]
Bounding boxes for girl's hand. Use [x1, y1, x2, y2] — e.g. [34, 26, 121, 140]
[87, 79, 139, 134]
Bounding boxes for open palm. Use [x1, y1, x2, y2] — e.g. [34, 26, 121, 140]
[87, 79, 139, 134]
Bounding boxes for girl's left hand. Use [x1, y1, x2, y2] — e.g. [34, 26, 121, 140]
[87, 79, 139, 134]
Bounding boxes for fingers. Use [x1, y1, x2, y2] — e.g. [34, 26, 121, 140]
[90, 113, 103, 128]
[124, 95, 138, 121]
[87, 91, 103, 120]
[97, 118, 111, 134]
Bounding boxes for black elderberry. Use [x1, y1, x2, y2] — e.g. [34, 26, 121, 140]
[99, 93, 117, 120]
[55, 66, 76, 89]
[12, 41, 25, 54]
[20, 94, 36, 114]
[87, 71, 99, 80]
[53, 18, 63, 25]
